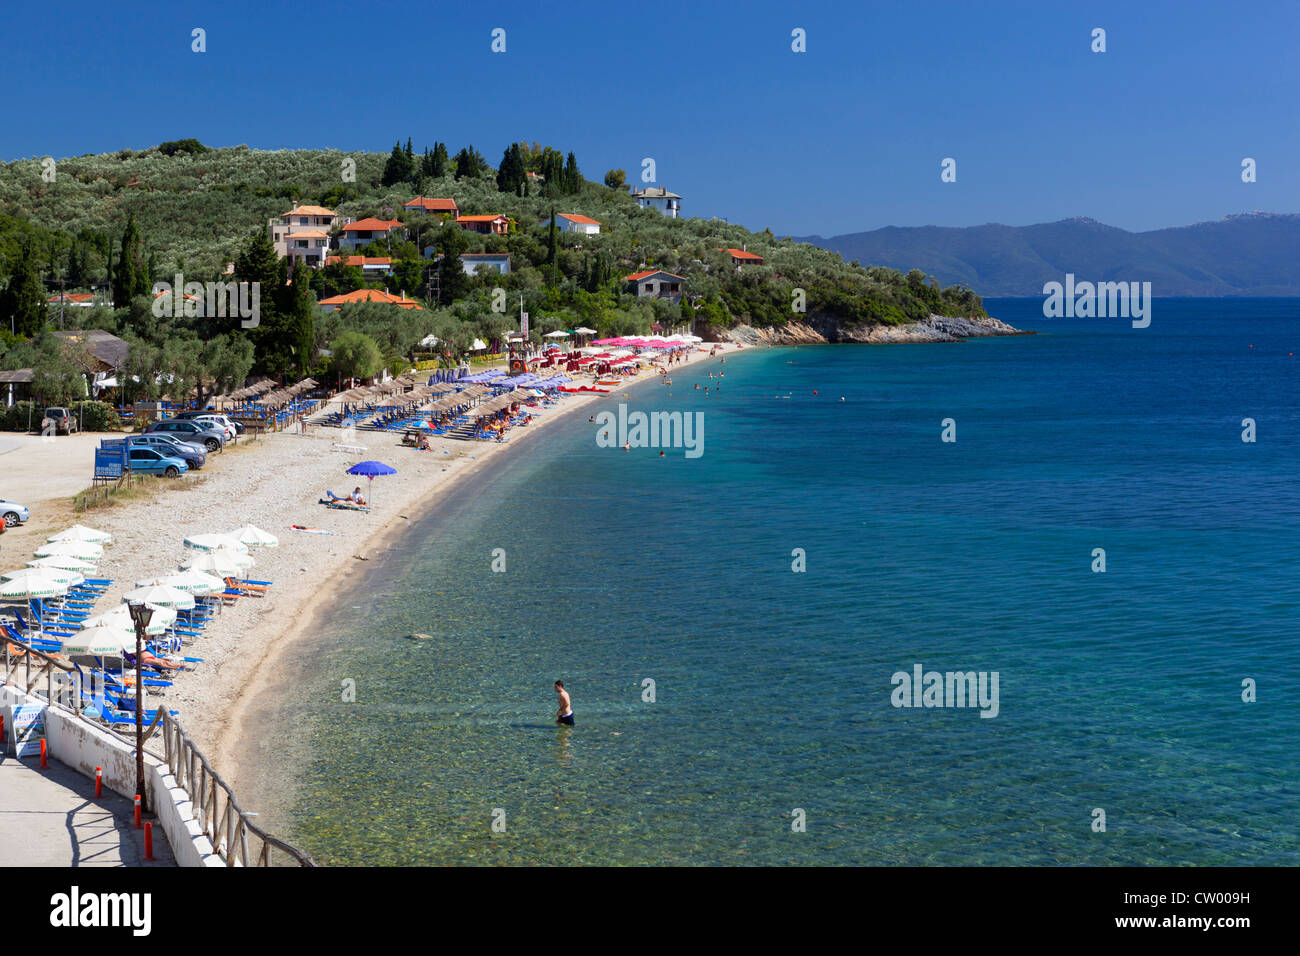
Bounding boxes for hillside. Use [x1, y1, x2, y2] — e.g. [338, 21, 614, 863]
[796, 214, 1300, 297]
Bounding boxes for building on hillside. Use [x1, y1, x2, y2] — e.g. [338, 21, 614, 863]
[454, 214, 511, 235]
[51, 329, 130, 397]
[317, 289, 423, 311]
[625, 269, 685, 304]
[630, 186, 682, 217]
[423, 250, 512, 275]
[339, 218, 406, 251]
[269, 204, 341, 264]
[325, 255, 394, 277]
[46, 292, 100, 308]
[720, 247, 765, 266]
[403, 197, 460, 217]
[553, 213, 601, 235]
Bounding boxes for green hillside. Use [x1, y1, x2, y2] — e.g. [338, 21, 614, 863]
[0, 141, 986, 402]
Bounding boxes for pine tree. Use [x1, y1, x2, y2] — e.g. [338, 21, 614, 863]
[496, 143, 525, 194]
[0, 240, 47, 337]
[431, 142, 449, 178]
[382, 141, 414, 187]
[436, 224, 471, 305]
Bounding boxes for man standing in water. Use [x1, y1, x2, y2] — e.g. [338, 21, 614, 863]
[555, 680, 574, 726]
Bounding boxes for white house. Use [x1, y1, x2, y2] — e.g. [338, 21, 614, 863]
[554, 213, 601, 235]
[424, 250, 512, 275]
[630, 186, 682, 217]
[269, 204, 341, 266]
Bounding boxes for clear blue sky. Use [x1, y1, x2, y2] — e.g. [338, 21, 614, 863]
[3, 0, 1296, 237]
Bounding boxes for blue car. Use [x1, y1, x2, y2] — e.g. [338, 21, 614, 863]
[128, 447, 190, 478]
[128, 435, 206, 470]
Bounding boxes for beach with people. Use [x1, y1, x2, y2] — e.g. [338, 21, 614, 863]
[0, 340, 740, 796]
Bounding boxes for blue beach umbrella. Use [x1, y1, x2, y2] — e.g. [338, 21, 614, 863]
[345, 460, 397, 504]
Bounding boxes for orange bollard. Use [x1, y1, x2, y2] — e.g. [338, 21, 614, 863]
[95, 767, 103, 797]
[40, 738, 47, 768]
[133, 795, 142, 829]
[143, 822, 154, 861]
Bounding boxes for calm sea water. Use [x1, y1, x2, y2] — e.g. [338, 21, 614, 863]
[245, 298, 1300, 866]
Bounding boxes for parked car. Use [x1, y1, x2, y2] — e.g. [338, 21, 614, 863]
[144, 419, 226, 452]
[0, 499, 30, 526]
[193, 415, 239, 442]
[176, 410, 245, 435]
[128, 435, 207, 470]
[41, 407, 79, 435]
[127, 447, 189, 478]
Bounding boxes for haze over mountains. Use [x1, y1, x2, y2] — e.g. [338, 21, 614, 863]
[795, 213, 1300, 297]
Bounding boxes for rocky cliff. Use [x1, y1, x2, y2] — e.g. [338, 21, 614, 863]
[712, 313, 1030, 345]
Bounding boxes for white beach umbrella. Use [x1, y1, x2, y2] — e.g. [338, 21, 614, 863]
[2, 566, 83, 587]
[155, 570, 225, 596]
[544, 330, 570, 338]
[46, 524, 113, 545]
[0, 574, 70, 600]
[227, 524, 279, 548]
[82, 604, 176, 636]
[122, 585, 195, 610]
[26, 555, 97, 573]
[183, 533, 249, 553]
[60, 625, 136, 657]
[181, 550, 249, 577]
[34, 540, 104, 561]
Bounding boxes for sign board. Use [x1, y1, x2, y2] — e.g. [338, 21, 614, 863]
[9, 704, 45, 757]
[520, 312, 529, 337]
[94, 448, 124, 479]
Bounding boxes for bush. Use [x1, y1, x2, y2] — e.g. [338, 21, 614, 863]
[0, 401, 38, 431]
[0, 400, 119, 432]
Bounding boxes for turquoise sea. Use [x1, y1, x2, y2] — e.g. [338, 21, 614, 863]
[245, 298, 1300, 866]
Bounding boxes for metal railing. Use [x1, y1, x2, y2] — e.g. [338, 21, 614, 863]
[1, 634, 314, 867]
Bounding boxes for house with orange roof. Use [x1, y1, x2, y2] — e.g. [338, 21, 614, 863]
[317, 289, 423, 311]
[325, 255, 394, 277]
[625, 269, 685, 304]
[404, 197, 459, 217]
[269, 203, 341, 266]
[553, 213, 602, 235]
[47, 292, 99, 307]
[721, 247, 765, 266]
[339, 217, 406, 251]
[455, 214, 511, 235]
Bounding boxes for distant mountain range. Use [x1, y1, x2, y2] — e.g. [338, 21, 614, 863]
[794, 213, 1300, 297]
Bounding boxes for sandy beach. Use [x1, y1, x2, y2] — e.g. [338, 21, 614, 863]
[1, 343, 740, 807]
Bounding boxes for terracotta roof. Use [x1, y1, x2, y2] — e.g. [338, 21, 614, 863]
[317, 289, 423, 310]
[47, 292, 97, 303]
[281, 205, 337, 217]
[624, 270, 684, 282]
[455, 214, 510, 222]
[404, 197, 458, 212]
[341, 217, 404, 232]
[325, 256, 394, 267]
[721, 248, 764, 261]
[285, 230, 330, 239]
[558, 214, 601, 225]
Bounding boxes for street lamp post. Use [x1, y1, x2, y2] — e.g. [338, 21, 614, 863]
[126, 602, 154, 814]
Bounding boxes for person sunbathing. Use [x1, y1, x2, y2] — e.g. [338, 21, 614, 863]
[350, 487, 367, 506]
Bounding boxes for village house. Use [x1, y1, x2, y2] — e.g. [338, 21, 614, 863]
[625, 269, 685, 304]
[403, 197, 459, 218]
[46, 292, 100, 308]
[269, 204, 342, 266]
[325, 255, 394, 277]
[631, 186, 683, 217]
[317, 289, 423, 311]
[339, 217, 406, 251]
[454, 214, 511, 235]
[721, 247, 765, 266]
[553, 213, 601, 235]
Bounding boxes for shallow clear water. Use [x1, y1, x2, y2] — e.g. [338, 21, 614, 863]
[247, 299, 1300, 865]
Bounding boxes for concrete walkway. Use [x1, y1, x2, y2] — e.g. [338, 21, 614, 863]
[0, 753, 175, 866]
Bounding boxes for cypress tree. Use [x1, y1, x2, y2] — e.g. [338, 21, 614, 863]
[0, 240, 47, 337]
[431, 142, 449, 178]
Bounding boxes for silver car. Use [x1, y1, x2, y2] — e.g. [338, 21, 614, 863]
[0, 499, 30, 526]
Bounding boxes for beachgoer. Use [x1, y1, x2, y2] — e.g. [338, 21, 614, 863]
[350, 486, 366, 505]
[555, 680, 574, 726]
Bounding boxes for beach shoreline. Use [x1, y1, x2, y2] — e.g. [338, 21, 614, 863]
[202, 343, 743, 803]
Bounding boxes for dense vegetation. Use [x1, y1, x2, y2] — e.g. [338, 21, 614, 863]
[0, 140, 985, 403]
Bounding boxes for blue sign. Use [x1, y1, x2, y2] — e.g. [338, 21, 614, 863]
[94, 448, 124, 479]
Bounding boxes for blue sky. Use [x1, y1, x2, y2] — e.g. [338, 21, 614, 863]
[3, 0, 1296, 237]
